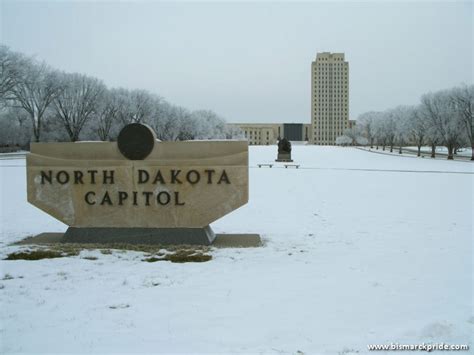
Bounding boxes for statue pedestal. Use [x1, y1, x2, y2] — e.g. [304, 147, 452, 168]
[275, 153, 293, 162]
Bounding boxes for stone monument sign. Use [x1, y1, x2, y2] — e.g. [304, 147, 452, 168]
[26, 124, 249, 245]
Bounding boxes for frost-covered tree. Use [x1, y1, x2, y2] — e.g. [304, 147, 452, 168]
[357, 111, 378, 148]
[191, 110, 227, 139]
[52, 72, 105, 142]
[451, 85, 474, 160]
[0, 47, 232, 144]
[341, 127, 358, 145]
[383, 110, 398, 152]
[355, 136, 369, 145]
[391, 106, 411, 154]
[113, 88, 158, 126]
[405, 105, 427, 156]
[421, 90, 465, 160]
[149, 105, 230, 141]
[224, 125, 244, 139]
[150, 102, 189, 141]
[373, 112, 391, 150]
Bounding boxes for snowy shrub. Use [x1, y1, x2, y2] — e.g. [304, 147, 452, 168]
[336, 135, 352, 146]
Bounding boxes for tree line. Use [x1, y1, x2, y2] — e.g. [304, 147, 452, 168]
[0, 45, 243, 149]
[339, 85, 473, 160]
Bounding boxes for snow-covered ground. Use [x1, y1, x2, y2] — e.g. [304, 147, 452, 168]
[1, 146, 472, 354]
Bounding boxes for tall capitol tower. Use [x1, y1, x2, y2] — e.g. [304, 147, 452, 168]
[311, 52, 349, 145]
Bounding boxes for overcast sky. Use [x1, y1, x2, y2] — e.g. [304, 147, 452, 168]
[1, 1, 472, 123]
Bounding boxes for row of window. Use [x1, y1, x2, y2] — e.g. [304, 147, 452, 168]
[314, 77, 348, 81]
[314, 76, 347, 80]
[244, 131, 272, 134]
[317, 57, 344, 61]
[315, 100, 348, 103]
[315, 92, 348, 96]
[316, 93, 348, 97]
[314, 76, 348, 79]
[314, 101, 347, 103]
[314, 124, 347, 127]
[314, 78, 347, 86]
[315, 103, 348, 107]
[316, 70, 348, 72]
[315, 68, 348, 71]
[315, 85, 348, 87]
[315, 68, 347, 71]
[315, 85, 348, 88]
[315, 127, 345, 130]
[314, 111, 348, 115]
[315, 110, 348, 113]
[315, 99, 348, 102]
[314, 95, 348, 99]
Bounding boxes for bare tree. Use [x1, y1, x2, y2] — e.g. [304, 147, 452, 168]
[451, 85, 474, 160]
[113, 88, 157, 125]
[0, 46, 23, 103]
[129, 89, 156, 123]
[0, 106, 31, 147]
[10, 60, 60, 142]
[53, 72, 105, 142]
[96, 88, 121, 141]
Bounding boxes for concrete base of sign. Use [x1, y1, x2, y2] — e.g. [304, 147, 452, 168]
[63, 226, 216, 245]
[276, 153, 293, 162]
[15, 231, 262, 248]
[212, 233, 262, 248]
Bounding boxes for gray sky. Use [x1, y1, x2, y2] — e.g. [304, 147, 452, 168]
[1, 1, 472, 123]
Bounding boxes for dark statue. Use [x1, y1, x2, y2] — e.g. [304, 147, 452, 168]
[278, 137, 292, 154]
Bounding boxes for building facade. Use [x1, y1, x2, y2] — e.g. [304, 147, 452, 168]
[228, 52, 350, 145]
[311, 52, 349, 145]
[228, 123, 311, 145]
[230, 123, 281, 145]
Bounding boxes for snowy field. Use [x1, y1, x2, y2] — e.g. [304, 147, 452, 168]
[0, 146, 472, 354]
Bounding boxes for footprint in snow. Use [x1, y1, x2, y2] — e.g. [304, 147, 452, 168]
[109, 303, 130, 309]
[420, 321, 453, 339]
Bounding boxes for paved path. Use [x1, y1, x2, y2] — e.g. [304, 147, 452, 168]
[0, 152, 27, 160]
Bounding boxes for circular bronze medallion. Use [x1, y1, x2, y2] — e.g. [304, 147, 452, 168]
[117, 123, 156, 160]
